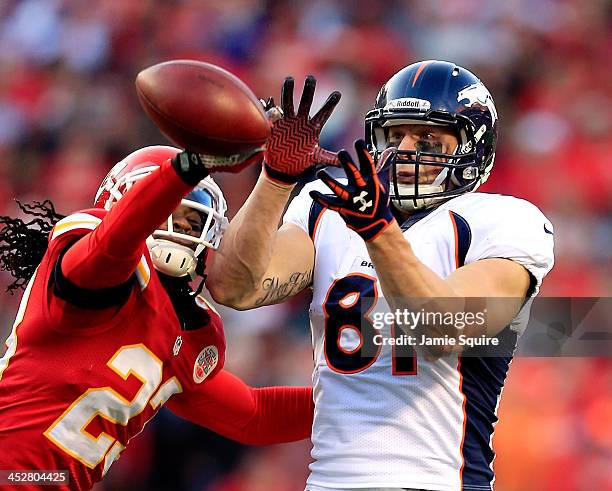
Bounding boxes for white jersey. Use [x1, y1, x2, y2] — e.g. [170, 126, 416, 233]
[284, 183, 554, 491]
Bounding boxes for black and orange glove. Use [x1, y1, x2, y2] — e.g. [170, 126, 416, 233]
[263, 76, 341, 185]
[310, 140, 397, 242]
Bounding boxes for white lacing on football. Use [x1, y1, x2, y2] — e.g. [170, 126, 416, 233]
[198, 147, 264, 168]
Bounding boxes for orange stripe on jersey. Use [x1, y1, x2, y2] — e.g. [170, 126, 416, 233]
[457, 355, 468, 487]
[411, 61, 433, 87]
[135, 258, 150, 290]
[449, 210, 460, 269]
[53, 220, 100, 232]
[51, 213, 102, 241]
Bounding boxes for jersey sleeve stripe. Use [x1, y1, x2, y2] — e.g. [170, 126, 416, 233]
[135, 256, 151, 290]
[308, 200, 326, 241]
[51, 213, 103, 241]
[449, 211, 472, 268]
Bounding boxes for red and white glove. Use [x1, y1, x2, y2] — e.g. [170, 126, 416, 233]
[263, 76, 341, 185]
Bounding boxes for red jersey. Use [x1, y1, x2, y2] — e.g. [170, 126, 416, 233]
[0, 158, 314, 491]
[0, 209, 226, 489]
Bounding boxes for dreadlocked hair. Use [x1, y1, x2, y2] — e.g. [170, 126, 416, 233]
[0, 200, 65, 294]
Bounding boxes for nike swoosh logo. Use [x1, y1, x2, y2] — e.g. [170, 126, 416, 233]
[544, 223, 554, 235]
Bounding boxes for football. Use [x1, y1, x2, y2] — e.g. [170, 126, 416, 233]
[135, 60, 270, 161]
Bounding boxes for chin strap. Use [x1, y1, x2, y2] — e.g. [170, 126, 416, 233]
[191, 276, 206, 298]
[158, 273, 211, 330]
[191, 244, 209, 297]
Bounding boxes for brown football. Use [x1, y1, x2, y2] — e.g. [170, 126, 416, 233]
[135, 60, 270, 158]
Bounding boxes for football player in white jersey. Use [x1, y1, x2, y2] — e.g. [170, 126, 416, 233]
[207, 61, 555, 491]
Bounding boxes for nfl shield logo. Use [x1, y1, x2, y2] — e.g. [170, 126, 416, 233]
[193, 345, 219, 383]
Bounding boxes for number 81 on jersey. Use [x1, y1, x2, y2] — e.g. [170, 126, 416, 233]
[323, 274, 417, 375]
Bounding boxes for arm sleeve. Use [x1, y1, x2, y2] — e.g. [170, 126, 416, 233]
[166, 370, 313, 445]
[60, 158, 193, 289]
[464, 196, 555, 296]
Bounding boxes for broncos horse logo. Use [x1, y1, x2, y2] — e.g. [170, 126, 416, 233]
[457, 82, 498, 125]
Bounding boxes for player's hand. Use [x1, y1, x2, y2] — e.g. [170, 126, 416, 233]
[172, 148, 262, 184]
[171, 150, 210, 185]
[263, 76, 341, 185]
[310, 140, 397, 242]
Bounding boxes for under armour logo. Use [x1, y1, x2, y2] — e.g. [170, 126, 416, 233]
[353, 191, 373, 212]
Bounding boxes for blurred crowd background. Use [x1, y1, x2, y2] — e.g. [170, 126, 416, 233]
[0, 0, 610, 490]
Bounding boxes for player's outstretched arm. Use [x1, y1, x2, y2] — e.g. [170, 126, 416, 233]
[166, 370, 313, 445]
[367, 224, 531, 332]
[208, 76, 340, 310]
[208, 173, 315, 309]
[60, 154, 206, 291]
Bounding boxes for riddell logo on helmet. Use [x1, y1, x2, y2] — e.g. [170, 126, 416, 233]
[385, 98, 431, 112]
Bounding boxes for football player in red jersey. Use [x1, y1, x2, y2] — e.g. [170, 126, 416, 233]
[0, 145, 313, 490]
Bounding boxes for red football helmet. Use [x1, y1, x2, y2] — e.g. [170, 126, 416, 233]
[94, 146, 227, 278]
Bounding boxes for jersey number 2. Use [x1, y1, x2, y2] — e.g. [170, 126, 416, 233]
[44, 345, 181, 475]
[323, 274, 417, 375]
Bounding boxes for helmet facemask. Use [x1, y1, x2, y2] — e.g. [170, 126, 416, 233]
[370, 115, 485, 213]
[147, 184, 228, 279]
